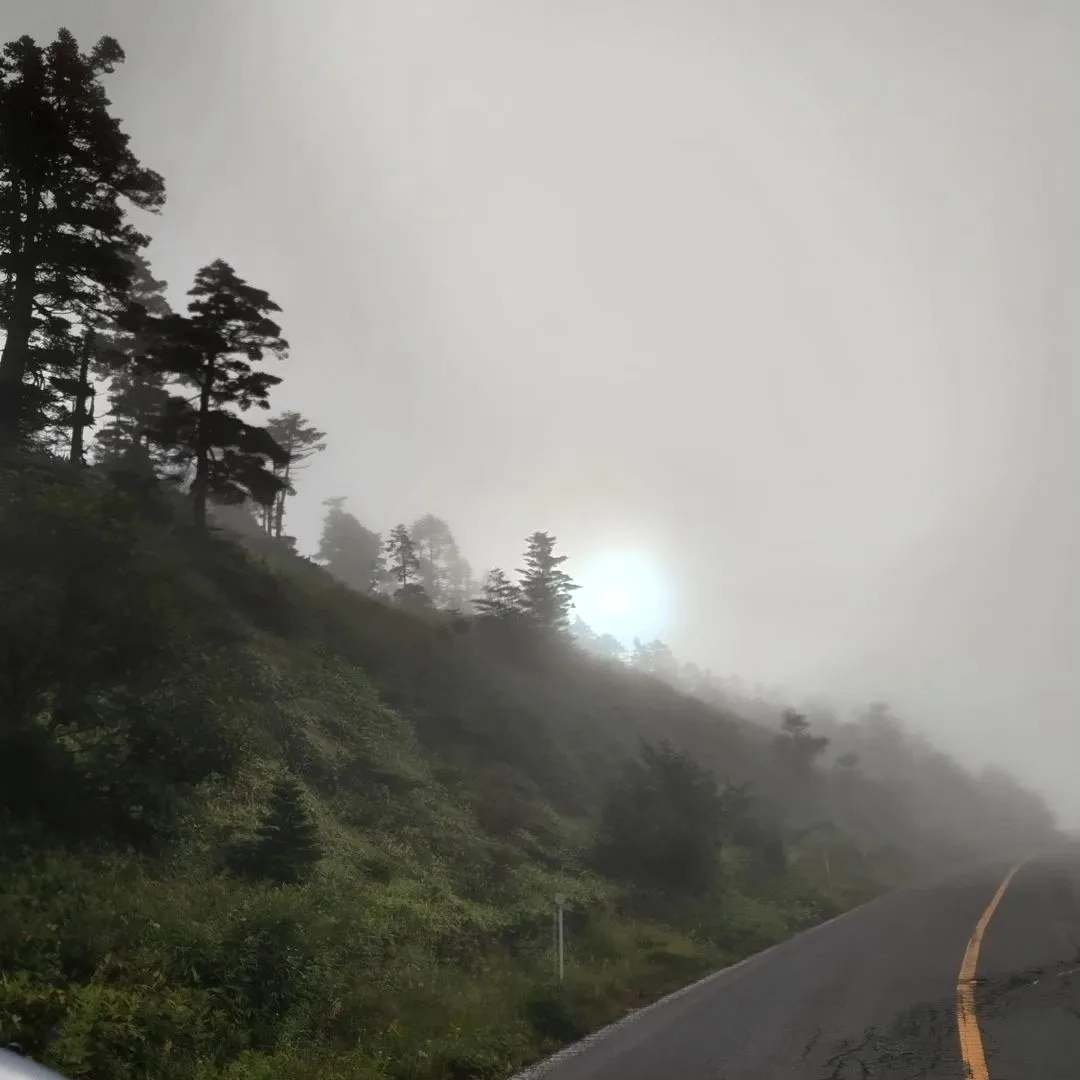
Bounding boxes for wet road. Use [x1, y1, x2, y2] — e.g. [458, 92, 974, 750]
[513, 846, 1080, 1079]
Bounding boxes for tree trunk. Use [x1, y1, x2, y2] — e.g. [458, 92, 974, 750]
[191, 366, 213, 529]
[0, 193, 44, 446]
[0, 274, 38, 447]
[68, 331, 96, 465]
[273, 459, 291, 538]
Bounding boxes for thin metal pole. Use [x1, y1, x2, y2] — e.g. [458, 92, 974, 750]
[552, 904, 558, 978]
[557, 902, 565, 983]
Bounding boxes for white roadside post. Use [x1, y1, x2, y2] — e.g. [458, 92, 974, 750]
[554, 892, 567, 983]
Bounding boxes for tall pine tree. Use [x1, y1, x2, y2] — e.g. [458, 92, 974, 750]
[411, 513, 471, 608]
[93, 253, 173, 472]
[246, 776, 322, 885]
[262, 411, 326, 540]
[473, 568, 524, 620]
[382, 523, 429, 610]
[36, 324, 96, 462]
[0, 29, 165, 445]
[384, 523, 421, 589]
[517, 531, 579, 633]
[130, 259, 289, 528]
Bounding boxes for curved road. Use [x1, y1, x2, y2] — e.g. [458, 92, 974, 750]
[513, 846, 1080, 1079]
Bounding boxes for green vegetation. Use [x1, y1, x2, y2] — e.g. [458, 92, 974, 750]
[0, 25, 1059, 1080]
[0, 452, 1057, 1080]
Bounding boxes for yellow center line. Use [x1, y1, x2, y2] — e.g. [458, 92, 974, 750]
[956, 860, 1028, 1080]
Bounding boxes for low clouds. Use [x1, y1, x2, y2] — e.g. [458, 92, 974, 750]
[5, 0, 1078, 814]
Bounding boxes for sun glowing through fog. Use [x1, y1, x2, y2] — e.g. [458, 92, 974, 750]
[574, 550, 670, 644]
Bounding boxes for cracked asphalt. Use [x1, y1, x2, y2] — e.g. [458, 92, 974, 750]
[514, 845, 1080, 1079]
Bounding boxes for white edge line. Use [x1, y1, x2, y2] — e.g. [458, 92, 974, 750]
[507, 899, 874, 1079]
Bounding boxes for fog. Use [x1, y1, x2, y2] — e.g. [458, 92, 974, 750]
[6, 1, 1079, 818]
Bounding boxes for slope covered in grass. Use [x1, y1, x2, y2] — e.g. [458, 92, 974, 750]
[0, 452, 1058, 1080]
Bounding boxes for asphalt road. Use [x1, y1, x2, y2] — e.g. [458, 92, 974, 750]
[513, 846, 1080, 1079]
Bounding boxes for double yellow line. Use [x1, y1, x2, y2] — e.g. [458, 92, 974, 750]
[955, 860, 1027, 1080]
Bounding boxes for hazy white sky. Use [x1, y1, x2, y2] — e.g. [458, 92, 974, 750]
[6, 2, 1079, 816]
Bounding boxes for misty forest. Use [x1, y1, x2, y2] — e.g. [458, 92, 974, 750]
[0, 27, 1061, 1080]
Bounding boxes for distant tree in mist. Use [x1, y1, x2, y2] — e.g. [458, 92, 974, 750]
[125, 259, 290, 528]
[473, 568, 524, 620]
[594, 633, 627, 663]
[411, 513, 471, 609]
[262, 411, 327, 541]
[388, 526, 432, 612]
[0, 28, 165, 446]
[471, 533, 577, 635]
[384, 524, 421, 589]
[380, 523, 432, 611]
[630, 638, 679, 681]
[316, 497, 381, 591]
[774, 709, 830, 775]
[517, 531, 578, 633]
[93, 253, 175, 474]
[572, 618, 627, 663]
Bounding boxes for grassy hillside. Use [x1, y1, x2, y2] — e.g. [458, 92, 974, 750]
[0, 451, 1058, 1080]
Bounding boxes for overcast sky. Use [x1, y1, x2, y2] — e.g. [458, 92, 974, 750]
[6, 1, 1079, 818]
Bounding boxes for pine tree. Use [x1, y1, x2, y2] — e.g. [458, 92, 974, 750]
[473, 568, 524, 620]
[384, 524, 432, 610]
[316, 497, 381, 592]
[630, 638, 679, 681]
[129, 259, 289, 528]
[571, 615, 597, 647]
[247, 776, 321, 885]
[0, 29, 165, 445]
[93, 253, 173, 472]
[383, 524, 418, 586]
[410, 513, 470, 608]
[517, 531, 579, 632]
[594, 740, 725, 895]
[262, 411, 327, 540]
[42, 327, 97, 464]
[572, 618, 626, 663]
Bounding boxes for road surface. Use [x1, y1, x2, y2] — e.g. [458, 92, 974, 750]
[513, 846, 1080, 1079]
